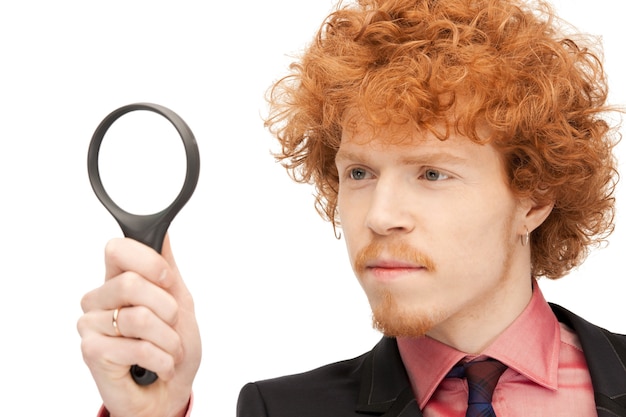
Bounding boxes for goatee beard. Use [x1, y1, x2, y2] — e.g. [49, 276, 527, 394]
[354, 239, 439, 337]
[371, 290, 440, 338]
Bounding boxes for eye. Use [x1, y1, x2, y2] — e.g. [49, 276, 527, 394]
[349, 167, 370, 180]
[423, 168, 449, 181]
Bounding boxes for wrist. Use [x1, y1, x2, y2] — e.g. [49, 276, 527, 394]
[173, 392, 192, 417]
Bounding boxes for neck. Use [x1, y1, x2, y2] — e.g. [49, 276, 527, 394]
[426, 276, 534, 354]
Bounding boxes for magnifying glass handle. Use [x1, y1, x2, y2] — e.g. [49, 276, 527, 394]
[87, 102, 200, 387]
[130, 364, 158, 386]
[122, 216, 168, 386]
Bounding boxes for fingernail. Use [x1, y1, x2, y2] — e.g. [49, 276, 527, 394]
[159, 269, 169, 285]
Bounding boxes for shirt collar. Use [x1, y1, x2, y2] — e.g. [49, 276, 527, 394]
[397, 281, 560, 409]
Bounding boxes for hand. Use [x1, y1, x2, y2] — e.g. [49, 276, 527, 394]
[77, 235, 201, 417]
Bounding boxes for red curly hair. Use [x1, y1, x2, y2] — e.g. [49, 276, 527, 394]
[265, 0, 620, 279]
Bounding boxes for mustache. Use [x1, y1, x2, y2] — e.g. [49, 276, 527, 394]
[354, 240, 436, 274]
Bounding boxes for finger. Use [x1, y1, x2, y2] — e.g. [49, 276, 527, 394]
[160, 234, 194, 301]
[80, 332, 177, 381]
[78, 308, 183, 361]
[81, 272, 178, 325]
[104, 238, 171, 285]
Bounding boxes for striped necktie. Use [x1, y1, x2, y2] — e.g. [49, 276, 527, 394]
[446, 358, 507, 417]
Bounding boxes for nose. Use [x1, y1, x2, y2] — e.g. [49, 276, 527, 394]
[365, 178, 415, 236]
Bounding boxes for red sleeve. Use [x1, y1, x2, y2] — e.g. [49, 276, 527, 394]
[97, 393, 193, 417]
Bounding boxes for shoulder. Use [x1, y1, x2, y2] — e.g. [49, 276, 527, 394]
[550, 302, 626, 363]
[236, 337, 410, 417]
[550, 303, 626, 414]
[236, 337, 406, 417]
[550, 303, 626, 341]
[237, 350, 370, 417]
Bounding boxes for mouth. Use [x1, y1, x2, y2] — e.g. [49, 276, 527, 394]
[368, 259, 426, 269]
[365, 259, 428, 281]
[354, 241, 436, 280]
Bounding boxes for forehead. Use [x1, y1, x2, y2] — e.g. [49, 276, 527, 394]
[340, 117, 488, 155]
[337, 117, 507, 176]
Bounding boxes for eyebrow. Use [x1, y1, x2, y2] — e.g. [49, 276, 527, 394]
[399, 152, 469, 166]
[335, 149, 469, 167]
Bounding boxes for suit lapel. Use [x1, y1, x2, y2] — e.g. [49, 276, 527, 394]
[356, 337, 423, 416]
[551, 303, 626, 417]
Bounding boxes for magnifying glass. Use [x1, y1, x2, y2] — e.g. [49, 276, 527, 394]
[87, 102, 200, 385]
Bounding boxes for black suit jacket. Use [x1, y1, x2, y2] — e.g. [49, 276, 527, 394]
[237, 304, 626, 416]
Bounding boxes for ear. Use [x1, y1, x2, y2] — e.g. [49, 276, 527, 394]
[518, 196, 554, 234]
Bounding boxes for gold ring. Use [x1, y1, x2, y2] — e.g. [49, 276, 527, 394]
[112, 307, 122, 337]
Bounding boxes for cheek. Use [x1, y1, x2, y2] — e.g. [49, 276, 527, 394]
[341, 224, 362, 270]
[337, 197, 359, 263]
[429, 200, 513, 258]
[337, 191, 366, 235]
[444, 206, 519, 271]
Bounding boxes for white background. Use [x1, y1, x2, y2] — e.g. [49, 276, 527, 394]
[0, 1, 623, 414]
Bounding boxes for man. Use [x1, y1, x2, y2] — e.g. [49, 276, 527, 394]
[78, 0, 625, 416]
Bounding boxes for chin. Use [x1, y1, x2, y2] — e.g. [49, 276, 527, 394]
[370, 291, 439, 338]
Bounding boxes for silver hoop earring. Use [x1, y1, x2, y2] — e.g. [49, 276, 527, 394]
[332, 221, 342, 240]
[521, 227, 530, 247]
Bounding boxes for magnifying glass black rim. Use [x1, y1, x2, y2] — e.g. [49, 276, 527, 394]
[87, 102, 200, 224]
[87, 102, 200, 386]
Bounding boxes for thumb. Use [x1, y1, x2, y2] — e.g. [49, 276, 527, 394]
[160, 233, 191, 299]
[161, 233, 180, 274]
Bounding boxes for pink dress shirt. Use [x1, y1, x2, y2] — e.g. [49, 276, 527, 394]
[397, 283, 597, 416]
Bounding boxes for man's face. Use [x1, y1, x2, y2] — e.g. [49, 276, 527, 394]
[336, 120, 536, 346]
